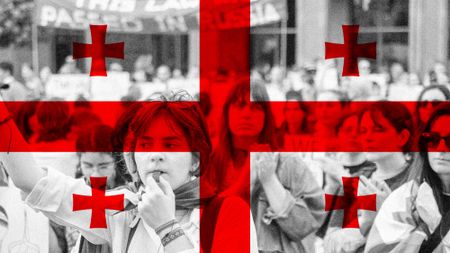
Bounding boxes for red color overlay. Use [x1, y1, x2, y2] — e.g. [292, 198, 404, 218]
[73, 24, 125, 76]
[325, 25, 376, 76]
[72, 177, 124, 228]
[325, 177, 377, 228]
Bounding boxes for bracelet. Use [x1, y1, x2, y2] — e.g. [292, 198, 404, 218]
[0, 116, 11, 126]
[155, 219, 178, 235]
[161, 228, 185, 247]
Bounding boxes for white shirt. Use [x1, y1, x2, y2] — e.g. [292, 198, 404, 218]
[26, 168, 258, 253]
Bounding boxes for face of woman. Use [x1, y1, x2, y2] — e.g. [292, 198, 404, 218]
[134, 114, 193, 190]
[316, 92, 342, 126]
[419, 89, 447, 123]
[228, 98, 265, 139]
[284, 99, 305, 128]
[427, 116, 450, 176]
[360, 111, 408, 161]
[337, 115, 362, 151]
[80, 153, 116, 187]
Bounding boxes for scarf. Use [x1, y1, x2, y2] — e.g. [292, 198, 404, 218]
[79, 177, 216, 253]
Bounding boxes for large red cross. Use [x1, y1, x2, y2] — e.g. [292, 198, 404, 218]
[72, 176, 124, 228]
[325, 25, 376, 76]
[73, 24, 124, 77]
[0, 0, 430, 252]
[325, 177, 376, 229]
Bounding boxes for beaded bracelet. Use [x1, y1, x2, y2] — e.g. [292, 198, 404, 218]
[155, 219, 178, 235]
[161, 228, 185, 247]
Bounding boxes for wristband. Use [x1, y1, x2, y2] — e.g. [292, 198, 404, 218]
[161, 228, 185, 247]
[155, 219, 178, 235]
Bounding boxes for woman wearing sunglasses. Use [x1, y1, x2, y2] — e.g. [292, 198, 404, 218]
[416, 85, 450, 127]
[0, 92, 257, 253]
[365, 103, 450, 253]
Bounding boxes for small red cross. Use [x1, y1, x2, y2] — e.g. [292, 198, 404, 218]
[73, 24, 125, 77]
[325, 177, 376, 228]
[325, 25, 376, 76]
[72, 177, 124, 228]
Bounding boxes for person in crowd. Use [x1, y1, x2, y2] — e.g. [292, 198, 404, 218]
[365, 103, 450, 253]
[0, 157, 65, 253]
[316, 112, 377, 239]
[424, 61, 449, 86]
[21, 63, 43, 99]
[266, 65, 289, 101]
[416, 85, 450, 127]
[313, 90, 349, 150]
[323, 102, 415, 253]
[209, 81, 325, 253]
[58, 56, 81, 74]
[68, 124, 131, 253]
[31, 100, 78, 177]
[277, 90, 313, 151]
[0, 91, 258, 253]
[386, 61, 409, 98]
[39, 66, 52, 87]
[109, 62, 124, 72]
[0, 61, 28, 102]
[132, 54, 154, 82]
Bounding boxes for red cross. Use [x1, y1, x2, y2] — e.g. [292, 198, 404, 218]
[325, 25, 376, 76]
[72, 177, 124, 228]
[325, 177, 376, 228]
[73, 24, 124, 77]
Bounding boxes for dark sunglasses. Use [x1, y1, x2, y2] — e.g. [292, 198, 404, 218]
[419, 100, 443, 108]
[422, 132, 450, 149]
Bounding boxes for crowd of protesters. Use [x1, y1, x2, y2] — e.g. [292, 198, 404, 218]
[0, 56, 450, 253]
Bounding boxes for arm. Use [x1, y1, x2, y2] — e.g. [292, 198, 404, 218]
[258, 154, 325, 241]
[0, 97, 44, 193]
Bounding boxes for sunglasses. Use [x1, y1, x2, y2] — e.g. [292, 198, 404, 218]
[422, 132, 450, 149]
[419, 100, 443, 108]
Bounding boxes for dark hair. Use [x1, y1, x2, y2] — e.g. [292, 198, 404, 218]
[415, 104, 450, 214]
[416, 85, 450, 125]
[126, 92, 212, 182]
[75, 124, 129, 187]
[417, 85, 450, 102]
[335, 111, 360, 135]
[36, 101, 71, 143]
[281, 90, 309, 134]
[359, 102, 414, 152]
[0, 62, 13, 75]
[13, 101, 38, 142]
[209, 81, 278, 192]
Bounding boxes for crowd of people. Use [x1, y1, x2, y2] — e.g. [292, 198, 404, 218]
[0, 56, 450, 253]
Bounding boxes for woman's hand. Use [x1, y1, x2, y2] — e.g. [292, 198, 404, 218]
[138, 175, 176, 230]
[251, 152, 279, 185]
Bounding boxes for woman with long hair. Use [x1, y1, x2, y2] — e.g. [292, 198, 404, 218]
[365, 103, 450, 253]
[416, 85, 450, 127]
[323, 102, 415, 253]
[209, 81, 325, 253]
[0, 92, 257, 252]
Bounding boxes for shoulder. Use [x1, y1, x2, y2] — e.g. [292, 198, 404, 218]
[381, 180, 418, 214]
